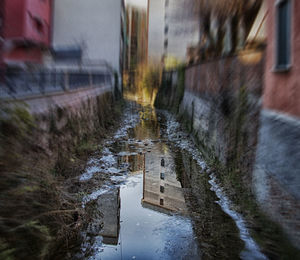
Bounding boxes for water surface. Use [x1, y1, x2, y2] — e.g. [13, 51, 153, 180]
[74, 102, 266, 260]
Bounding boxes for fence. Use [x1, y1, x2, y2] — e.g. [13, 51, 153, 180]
[0, 68, 112, 99]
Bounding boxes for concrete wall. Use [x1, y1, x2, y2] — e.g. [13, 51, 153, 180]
[181, 51, 264, 173]
[164, 0, 199, 62]
[52, 0, 123, 75]
[148, 0, 199, 63]
[156, 48, 300, 248]
[147, 0, 165, 63]
[4, 84, 115, 161]
[253, 109, 300, 247]
[19, 85, 112, 116]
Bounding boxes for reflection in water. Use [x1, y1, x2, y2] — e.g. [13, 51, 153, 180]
[95, 174, 199, 260]
[81, 104, 200, 259]
[97, 189, 120, 246]
[124, 86, 158, 107]
[128, 105, 160, 141]
[117, 153, 145, 175]
[77, 103, 265, 260]
[95, 148, 194, 258]
[142, 143, 187, 214]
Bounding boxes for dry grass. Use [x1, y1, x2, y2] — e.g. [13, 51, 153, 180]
[0, 94, 122, 259]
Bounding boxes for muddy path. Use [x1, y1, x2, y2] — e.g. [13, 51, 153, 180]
[71, 101, 267, 260]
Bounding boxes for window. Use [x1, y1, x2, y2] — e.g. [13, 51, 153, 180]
[275, 0, 291, 70]
[160, 199, 164, 205]
[161, 158, 165, 167]
[164, 25, 169, 35]
[160, 172, 165, 180]
[164, 39, 168, 49]
[160, 185, 164, 193]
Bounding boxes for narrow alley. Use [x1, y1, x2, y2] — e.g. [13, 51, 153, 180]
[71, 102, 266, 260]
[1, 0, 299, 259]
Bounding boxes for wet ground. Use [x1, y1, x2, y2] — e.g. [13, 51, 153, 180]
[72, 102, 267, 260]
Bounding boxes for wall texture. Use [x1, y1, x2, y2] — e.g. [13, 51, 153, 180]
[164, 0, 199, 62]
[5, 84, 115, 155]
[181, 51, 264, 176]
[0, 84, 117, 259]
[155, 49, 300, 249]
[264, 0, 300, 117]
[252, 0, 300, 247]
[253, 109, 300, 247]
[53, 0, 123, 75]
[147, 0, 165, 63]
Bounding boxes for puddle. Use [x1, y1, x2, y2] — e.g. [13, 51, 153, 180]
[73, 102, 267, 260]
[86, 173, 199, 260]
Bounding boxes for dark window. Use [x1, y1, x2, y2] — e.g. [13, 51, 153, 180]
[51, 46, 82, 62]
[161, 158, 165, 167]
[164, 25, 169, 34]
[160, 172, 165, 180]
[164, 39, 168, 49]
[276, 0, 291, 70]
[160, 198, 164, 205]
[160, 186, 164, 193]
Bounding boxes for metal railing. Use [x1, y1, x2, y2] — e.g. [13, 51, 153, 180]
[0, 68, 112, 99]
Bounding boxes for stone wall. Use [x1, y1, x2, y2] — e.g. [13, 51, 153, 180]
[27, 86, 114, 157]
[180, 51, 264, 177]
[155, 49, 300, 249]
[0, 82, 118, 258]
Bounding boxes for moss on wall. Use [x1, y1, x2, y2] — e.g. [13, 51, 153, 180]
[155, 66, 186, 113]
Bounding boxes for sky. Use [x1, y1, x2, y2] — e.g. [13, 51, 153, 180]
[125, 0, 148, 8]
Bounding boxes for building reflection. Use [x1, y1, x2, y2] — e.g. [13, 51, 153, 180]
[129, 106, 161, 140]
[142, 143, 187, 214]
[97, 188, 121, 245]
[99, 143, 187, 247]
[117, 152, 145, 175]
[99, 152, 144, 245]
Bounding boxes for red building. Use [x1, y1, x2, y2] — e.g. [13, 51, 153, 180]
[264, 0, 300, 117]
[0, 0, 52, 66]
[254, 0, 300, 248]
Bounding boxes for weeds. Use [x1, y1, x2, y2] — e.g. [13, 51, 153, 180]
[155, 69, 300, 258]
[0, 93, 123, 259]
[205, 154, 300, 259]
